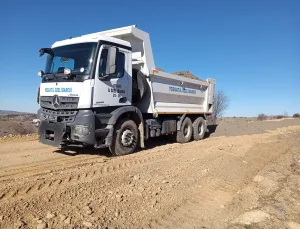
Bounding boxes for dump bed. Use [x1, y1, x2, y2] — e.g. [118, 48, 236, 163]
[146, 70, 215, 114]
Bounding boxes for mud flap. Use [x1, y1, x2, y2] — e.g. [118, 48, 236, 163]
[38, 121, 66, 147]
[139, 123, 145, 148]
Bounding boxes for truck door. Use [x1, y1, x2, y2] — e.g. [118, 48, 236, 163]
[93, 44, 132, 107]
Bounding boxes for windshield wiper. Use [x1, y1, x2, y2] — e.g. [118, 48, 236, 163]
[43, 72, 78, 81]
[43, 73, 59, 81]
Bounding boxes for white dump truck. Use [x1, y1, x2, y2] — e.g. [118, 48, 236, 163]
[37, 25, 215, 156]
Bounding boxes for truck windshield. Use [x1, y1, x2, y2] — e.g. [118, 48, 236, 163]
[45, 42, 97, 75]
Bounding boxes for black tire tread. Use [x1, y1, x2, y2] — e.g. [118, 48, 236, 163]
[192, 117, 207, 141]
[176, 117, 193, 143]
[109, 119, 139, 156]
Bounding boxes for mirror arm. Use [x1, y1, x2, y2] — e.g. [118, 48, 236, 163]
[99, 74, 111, 80]
[39, 48, 54, 57]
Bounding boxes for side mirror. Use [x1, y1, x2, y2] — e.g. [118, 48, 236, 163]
[100, 47, 119, 79]
[39, 48, 54, 57]
[39, 49, 45, 57]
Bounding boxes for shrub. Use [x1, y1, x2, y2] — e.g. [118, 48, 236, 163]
[11, 122, 36, 135]
[257, 113, 267, 121]
[276, 115, 284, 119]
[293, 113, 300, 118]
[213, 90, 230, 118]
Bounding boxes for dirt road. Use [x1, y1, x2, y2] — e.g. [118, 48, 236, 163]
[0, 119, 300, 229]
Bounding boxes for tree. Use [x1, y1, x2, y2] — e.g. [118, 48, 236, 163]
[213, 90, 230, 118]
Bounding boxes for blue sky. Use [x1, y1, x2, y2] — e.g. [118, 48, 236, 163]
[0, 0, 299, 117]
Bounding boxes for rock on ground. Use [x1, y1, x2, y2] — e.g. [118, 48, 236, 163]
[233, 210, 270, 225]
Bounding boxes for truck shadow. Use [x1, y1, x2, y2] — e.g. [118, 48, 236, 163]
[144, 136, 176, 150]
[54, 137, 176, 156]
[54, 146, 111, 157]
[205, 124, 218, 138]
[144, 124, 219, 150]
[54, 124, 218, 156]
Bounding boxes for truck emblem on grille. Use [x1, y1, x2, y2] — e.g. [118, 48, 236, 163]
[52, 95, 60, 108]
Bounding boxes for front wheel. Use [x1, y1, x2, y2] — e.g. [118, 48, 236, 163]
[109, 119, 139, 156]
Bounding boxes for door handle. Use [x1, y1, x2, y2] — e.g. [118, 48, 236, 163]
[119, 97, 127, 103]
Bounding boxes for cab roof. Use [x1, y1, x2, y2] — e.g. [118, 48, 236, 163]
[51, 25, 155, 75]
[52, 34, 131, 49]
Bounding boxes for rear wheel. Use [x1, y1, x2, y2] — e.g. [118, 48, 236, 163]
[192, 117, 207, 141]
[109, 119, 139, 156]
[176, 117, 193, 143]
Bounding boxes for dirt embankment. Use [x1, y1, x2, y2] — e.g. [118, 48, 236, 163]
[211, 117, 300, 136]
[0, 119, 300, 229]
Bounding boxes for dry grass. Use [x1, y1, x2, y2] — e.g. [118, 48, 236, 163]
[0, 120, 37, 137]
[11, 122, 36, 135]
[0, 114, 37, 137]
[0, 113, 36, 121]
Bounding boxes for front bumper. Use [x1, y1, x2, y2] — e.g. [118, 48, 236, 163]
[38, 109, 96, 147]
[37, 109, 114, 148]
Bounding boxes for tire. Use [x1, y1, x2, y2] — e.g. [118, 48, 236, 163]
[109, 119, 139, 156]
[176, 117, 193, 143]
[192, 117, 207, 141]
[132, 69, 149, 103]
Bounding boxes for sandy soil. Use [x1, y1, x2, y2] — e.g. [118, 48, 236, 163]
[0, 119, 300, 229]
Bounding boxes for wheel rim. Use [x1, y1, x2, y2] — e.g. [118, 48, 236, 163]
[121, 129, 134, 147]
[183, 123, 191, 138]
[198, 123, 204, 136]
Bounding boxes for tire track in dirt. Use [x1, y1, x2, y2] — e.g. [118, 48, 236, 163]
[0, 140, 184, 181]
[0, 155, 105, 181]
[147, 178, 238, 229]
[145, 129, 300, 229]
[0, 147, 179, 203]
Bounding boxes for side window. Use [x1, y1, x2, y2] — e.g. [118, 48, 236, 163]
[98, 47, 125, 78]
[99, 48, 108, 76]
[116, 52, 125, 78]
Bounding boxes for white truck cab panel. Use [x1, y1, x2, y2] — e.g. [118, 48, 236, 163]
[93, 44, 132, 107]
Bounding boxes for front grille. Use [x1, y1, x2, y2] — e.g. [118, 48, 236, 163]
[40, 96, 79, 110]
[41, 108, 78, 123]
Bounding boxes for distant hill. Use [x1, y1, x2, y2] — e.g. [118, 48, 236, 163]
[0, 110, 22, 115]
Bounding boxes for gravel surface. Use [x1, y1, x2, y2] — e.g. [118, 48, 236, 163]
[0, 119, 299, 228]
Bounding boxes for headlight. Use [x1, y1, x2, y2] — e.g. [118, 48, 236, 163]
[72, 125, 91, 136]
[41, 113, 49, 120]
